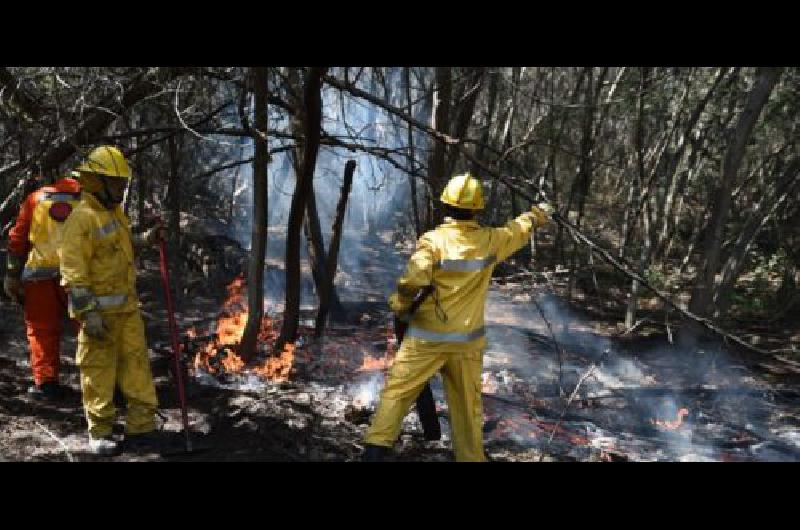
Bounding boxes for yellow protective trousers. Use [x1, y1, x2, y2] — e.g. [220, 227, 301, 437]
[76, 310, 158, 438]
[364, 339, 485, 462]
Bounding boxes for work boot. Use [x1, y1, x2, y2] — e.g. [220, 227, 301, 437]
[27, 381, 64, 400]
[362, 444, 389, 462]
[89, 436, 120, 456]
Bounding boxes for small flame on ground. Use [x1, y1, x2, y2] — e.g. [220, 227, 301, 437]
[221, 350, 245, 372]
[253, 343, 294, 382]
[359, 353, 392, 372]
[651, 408, 689, 430]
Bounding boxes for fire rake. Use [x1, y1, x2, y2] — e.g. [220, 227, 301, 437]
[159, 237, 193, 452]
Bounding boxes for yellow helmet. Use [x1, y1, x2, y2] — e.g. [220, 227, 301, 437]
[440, 172, 484, 210]
[75, 145, 132, 179]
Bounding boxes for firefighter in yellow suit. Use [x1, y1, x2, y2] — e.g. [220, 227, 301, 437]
[363, 173, 552, 461]
[59, 146, 164, 456]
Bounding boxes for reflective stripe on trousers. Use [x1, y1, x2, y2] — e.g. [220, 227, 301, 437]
[406, 326, 485, 342]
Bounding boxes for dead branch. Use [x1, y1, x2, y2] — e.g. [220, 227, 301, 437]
[538, 348, 610, 461]
[34, 421, 74, 462]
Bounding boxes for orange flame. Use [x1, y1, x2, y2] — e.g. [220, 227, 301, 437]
[358, 353, 392, 372]
[253, 343, 295, 382]
[191, 275, 292, 382]
[651, 408, 689, 430]
[221, 350, 245, 372]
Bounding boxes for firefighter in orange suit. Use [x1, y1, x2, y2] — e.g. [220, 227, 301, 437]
[4, 174, 81, 399]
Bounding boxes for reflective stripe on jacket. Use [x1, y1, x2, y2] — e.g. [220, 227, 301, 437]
[389, 211, 544, 351]
[59, 192, 139, 315]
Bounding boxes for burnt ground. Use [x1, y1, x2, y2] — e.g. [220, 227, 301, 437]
[1, 236, 800, 462]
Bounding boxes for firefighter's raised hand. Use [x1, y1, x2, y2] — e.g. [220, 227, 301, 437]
[142, 220, 167, 245]
[83, 311, 109, 339]
[530, 202, 554, 226]
[3, 275, 23, 305]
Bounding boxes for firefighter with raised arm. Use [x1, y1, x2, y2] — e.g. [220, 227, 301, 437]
[4, 173, 81, 399]
[362, 173, 552, 461]
[59, 145, 165, 456]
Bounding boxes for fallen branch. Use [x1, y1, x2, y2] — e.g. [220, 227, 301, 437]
[34, 421, 74, 462]
[538, 348, 610, 461]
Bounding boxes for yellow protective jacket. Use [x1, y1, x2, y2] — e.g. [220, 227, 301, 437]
[59, 192, 140, 315]
[7, 178, 81, 281]
[389, 210, 546, 353]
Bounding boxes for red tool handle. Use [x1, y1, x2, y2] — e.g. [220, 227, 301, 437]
[159, 237, 192, 451]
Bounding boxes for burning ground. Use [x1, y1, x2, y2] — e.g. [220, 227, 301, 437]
[1, 234, 800, 461]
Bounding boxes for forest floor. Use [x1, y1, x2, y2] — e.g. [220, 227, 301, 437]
[1, 231, 800, 462]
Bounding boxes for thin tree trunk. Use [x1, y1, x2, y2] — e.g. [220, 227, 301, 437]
[426, 67, 451, 228]
[239, 67, 270, 363]
[404, 67, 421, 238]
[625, 68, 650, 328]
[654, 68, 728, 259]
[304, 179, 342, 317]
[471, 69, 499, 177]
[274, 67, 327, 354]
[551, 68, 588, 262]
[568, 68, 605, 298]
[443, 67, 485, 180]
[315, 159, 356, 336]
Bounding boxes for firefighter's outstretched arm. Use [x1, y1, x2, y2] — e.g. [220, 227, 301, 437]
[494, 202, 553, 262]
[388, 234, 437, 318]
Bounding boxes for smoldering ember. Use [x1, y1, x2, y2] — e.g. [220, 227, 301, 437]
[0, 66, 799, 462]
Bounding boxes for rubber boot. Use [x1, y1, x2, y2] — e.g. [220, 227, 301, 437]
[27, 381, 64, 400]
[89, 436, 120, 456]
[362, 444, 389, 462]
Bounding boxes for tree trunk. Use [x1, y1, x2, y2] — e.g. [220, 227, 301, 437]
[304, 179, 343, 318]
[239, 67, 270, 363]
[714, 156, 800, 315]
[550, 68, 588, 262]
[654, 68, 728, 259]
[687, 67, 782, 326]
[625, 68, 650, 328]
[315, 159, 356, 336]
[404, 67, 422, 238]
[443, 67, 485, 180]
[426, 67, 451, 228]
[274, 67, 327, 355]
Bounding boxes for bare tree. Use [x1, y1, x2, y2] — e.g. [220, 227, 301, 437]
[239, 67, 270, 362]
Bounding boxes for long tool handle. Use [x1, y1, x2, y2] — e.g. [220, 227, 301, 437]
[395, 285, 441, 441]
[159, 239, 192, 452]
